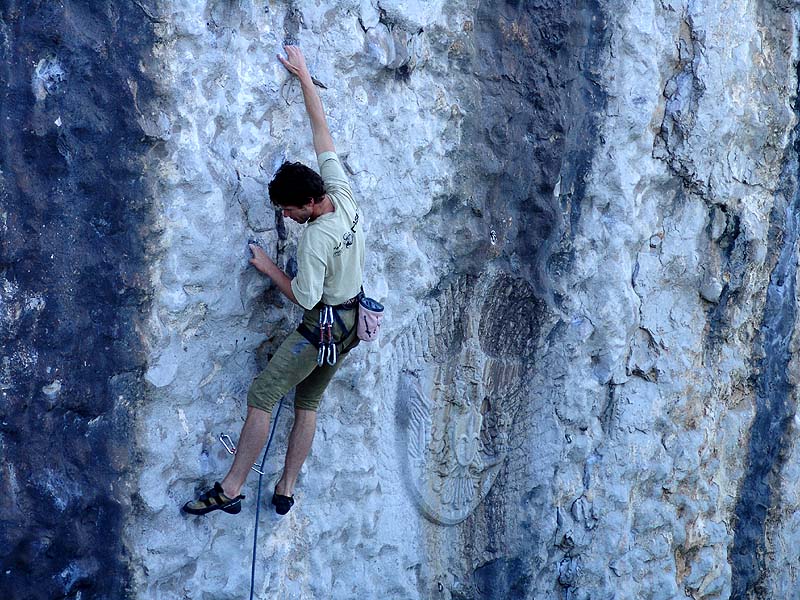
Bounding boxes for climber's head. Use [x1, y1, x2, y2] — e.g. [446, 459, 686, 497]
[268, 161, 326, 209]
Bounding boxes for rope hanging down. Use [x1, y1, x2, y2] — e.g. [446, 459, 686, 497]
[249, 397, 284, 600]
[219, 397, 285, 600]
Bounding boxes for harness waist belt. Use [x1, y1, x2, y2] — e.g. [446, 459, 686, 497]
[315, 293, 361, 311]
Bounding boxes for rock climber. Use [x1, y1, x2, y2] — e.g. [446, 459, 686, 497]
[183, 45, 365, 517]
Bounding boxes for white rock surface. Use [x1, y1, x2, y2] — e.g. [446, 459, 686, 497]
[129, 1, 800, 598]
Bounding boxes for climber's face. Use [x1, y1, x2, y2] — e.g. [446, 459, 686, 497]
[281, 201, 315, 224]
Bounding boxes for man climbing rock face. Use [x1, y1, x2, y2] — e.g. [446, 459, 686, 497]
[183, 45, 365, 517]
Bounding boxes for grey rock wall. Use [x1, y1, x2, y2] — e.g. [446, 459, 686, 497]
[544, 1, 798, 597]
[3, 1, 800, 599]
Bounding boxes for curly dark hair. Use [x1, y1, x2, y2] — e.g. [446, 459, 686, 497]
[268, 161, 326, 208]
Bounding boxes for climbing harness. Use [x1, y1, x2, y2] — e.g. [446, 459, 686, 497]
[295, 294, 368, 362]
[318, 305, 337, 366]
[218, 397, 285, 600]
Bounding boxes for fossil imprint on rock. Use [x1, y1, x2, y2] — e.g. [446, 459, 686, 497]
[395, 273, 542, 525]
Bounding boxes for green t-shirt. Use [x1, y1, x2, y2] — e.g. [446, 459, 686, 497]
[290, 151, 365, 310]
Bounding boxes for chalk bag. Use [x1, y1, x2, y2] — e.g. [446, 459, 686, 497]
[357, 296, 384, 342]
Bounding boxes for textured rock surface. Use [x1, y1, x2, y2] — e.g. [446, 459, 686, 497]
[4, 0, 800, 599]
[0, 2, 156, 598]
[131, 1, 800, 598]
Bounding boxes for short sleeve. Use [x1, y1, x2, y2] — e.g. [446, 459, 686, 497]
[317, 151, 351, 195]
[291, 234, 327, 310]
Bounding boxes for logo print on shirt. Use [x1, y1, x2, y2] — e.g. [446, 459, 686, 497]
[334, 213, 359, 258]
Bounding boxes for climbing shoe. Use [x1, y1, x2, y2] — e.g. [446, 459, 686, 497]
[271, 491, 295, 515]
[182, 482, 244, 516]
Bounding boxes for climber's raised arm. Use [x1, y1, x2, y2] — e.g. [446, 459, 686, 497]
[278, 45, 335, 155]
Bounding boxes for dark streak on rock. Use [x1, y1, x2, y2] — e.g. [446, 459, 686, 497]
[0, 2, 155, 599]
[439, 1, 608, 598]
[728, 61, 800, 600]
[446, 0, 608, 309]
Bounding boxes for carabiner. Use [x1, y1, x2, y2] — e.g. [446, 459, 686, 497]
[218, 433, 266, 475]
[327, 341, 338, 366]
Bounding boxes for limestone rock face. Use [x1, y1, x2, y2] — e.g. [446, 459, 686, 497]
[3, 0, 800, 599]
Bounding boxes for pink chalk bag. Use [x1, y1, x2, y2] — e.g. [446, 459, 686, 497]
[357, 294, 384, 342]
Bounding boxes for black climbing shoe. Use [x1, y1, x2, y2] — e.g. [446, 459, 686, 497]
[271, 491, 295, 515]
[182, 482, 245, 516]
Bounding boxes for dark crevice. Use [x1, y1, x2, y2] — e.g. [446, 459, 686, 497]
[704, 210, 748, 348]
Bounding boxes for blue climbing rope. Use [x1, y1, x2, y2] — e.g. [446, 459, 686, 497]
[249, 397, 284, 600]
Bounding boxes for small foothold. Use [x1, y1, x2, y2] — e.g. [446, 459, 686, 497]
[490, 230, 498, 245]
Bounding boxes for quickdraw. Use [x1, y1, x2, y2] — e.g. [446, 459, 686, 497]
[317, 305, 338, 366]
[218, 434, 265, 475]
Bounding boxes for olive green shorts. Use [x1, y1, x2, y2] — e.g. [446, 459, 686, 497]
[247, 306, 359, 412]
